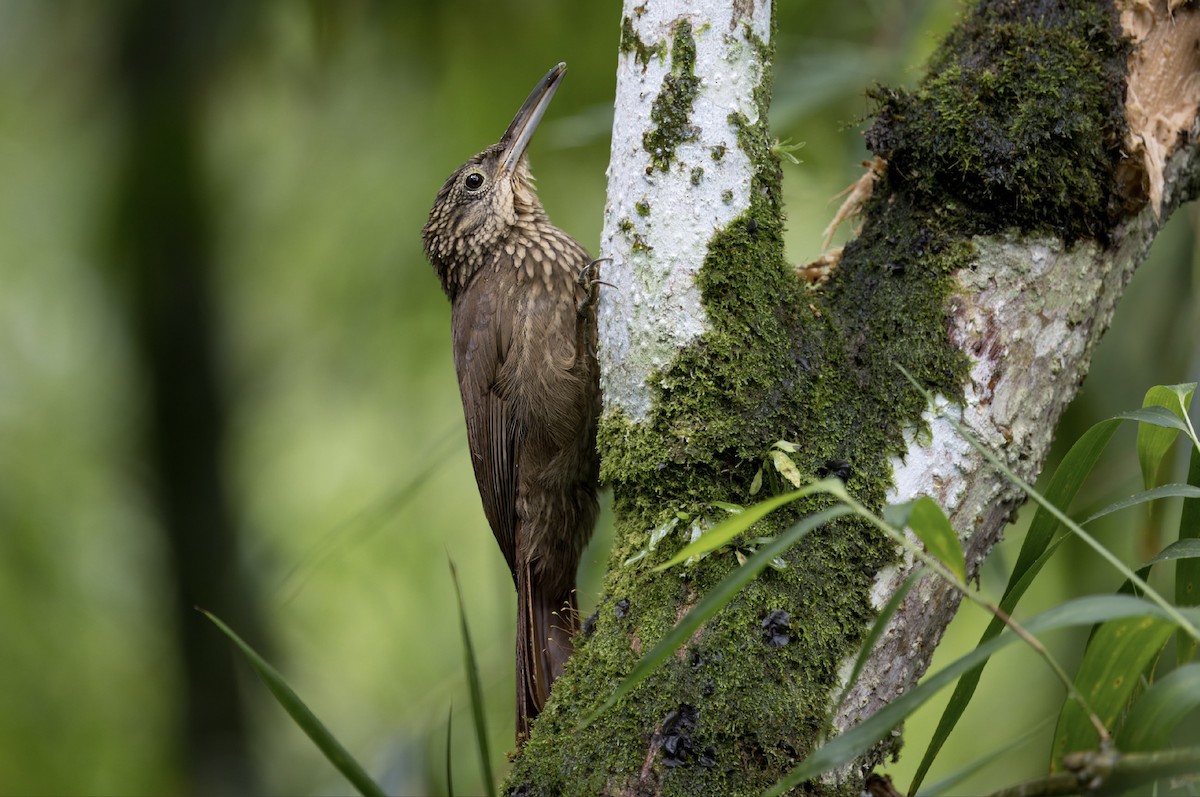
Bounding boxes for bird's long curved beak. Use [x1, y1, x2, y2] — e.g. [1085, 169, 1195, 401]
[498, 62, 566, 176]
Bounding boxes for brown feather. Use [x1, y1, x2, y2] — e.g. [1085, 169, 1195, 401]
[422, 65, 599, 741]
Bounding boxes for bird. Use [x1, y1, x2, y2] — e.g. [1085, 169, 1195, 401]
[422, 63, 600, 740]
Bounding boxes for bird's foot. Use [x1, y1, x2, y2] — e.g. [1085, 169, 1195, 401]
[576, 257, 613, 318]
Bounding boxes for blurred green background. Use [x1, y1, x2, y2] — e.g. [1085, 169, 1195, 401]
[1, 1, 1195, 795]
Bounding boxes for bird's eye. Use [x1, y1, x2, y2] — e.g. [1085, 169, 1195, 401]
[464, 172, 485, 191]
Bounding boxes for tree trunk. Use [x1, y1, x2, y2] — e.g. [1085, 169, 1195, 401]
[506, 1, 1200, 794]
[107, 2, 264, 793]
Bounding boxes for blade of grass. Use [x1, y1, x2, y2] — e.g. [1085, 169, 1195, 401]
[1179, 446, 1200, 664]
[907, 411, 1119, 793]
[916, 714, 1055, 797]
[448, 559, 496, 797]
[1115, 539, 1200, 600]
[1118, 663, 1200, 752]
[200, 610, 386, 797]
[828, 567, 925, 734]
[1080, 484, 1200, 525]
[1136, 384, 1195, 489]
[1051, 614, 1175, 767]
[761, 595, 1197, 797]
[445, 704, 454, 797]
[654, 480, 844, 570]
[907, 497, 967, 582]
[583, 504, 853, 727]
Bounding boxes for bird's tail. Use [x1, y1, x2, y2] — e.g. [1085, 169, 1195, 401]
[515, 561, 577, 741]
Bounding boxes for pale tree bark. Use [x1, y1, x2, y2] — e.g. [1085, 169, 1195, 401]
[506, 1, 1200, 795]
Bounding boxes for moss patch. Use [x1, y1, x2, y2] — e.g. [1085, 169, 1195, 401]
[864, 0, 1129, 242]
[619, 15, 667, 68]
[644, 20, 700, 173]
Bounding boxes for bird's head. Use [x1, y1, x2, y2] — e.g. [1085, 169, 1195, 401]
[423, 63, 565, 297]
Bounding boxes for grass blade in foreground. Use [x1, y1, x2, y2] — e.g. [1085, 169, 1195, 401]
[200, 610, 386, 797]
[916, 715, 1054, 797]
[1117, 663, 1200, 752]
[448, 559, 496, 797]
[906, 497, 966, 582]
[445, 705, 454, 797]
[1051, 614, 1175, 765]
[1135, 384, 1196, 490]
[828, 567, 924, 734]
[762, 595, 1193, 797]
[1179, 446, 1200, 663]
[1081, 484, 1200, 525]
[584, 504, 853, 727]
[907, 417, 1119, 793]
[654, 480, 843, 571]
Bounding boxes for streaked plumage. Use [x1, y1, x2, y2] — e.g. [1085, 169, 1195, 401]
[422, 63, 599, 740]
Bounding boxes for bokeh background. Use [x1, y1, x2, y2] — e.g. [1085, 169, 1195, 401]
[2, 1, 1196, 795]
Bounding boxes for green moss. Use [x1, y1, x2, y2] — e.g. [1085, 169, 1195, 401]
[864, 0, 1129, 242]
[711, 144, 726, 161]
[721, 189, 733, 204]
[636, 199, 651, 217]
[690, 166, 704, 186]
[644, 20, 700, 173]
[619, 15, 667, 68]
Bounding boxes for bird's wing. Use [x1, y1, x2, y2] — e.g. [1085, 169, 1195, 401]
[452, 282, 519, 579]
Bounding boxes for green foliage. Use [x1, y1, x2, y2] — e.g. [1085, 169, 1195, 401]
[766, 595, 1200, 797]
[1137, 384, 1199, 489]
[449, 560, 496, 797]
[904, 497, 967, 583]
[1117, 664, 1200, 752]
[201, 611, 386, 797]
[1051, 615, 1176, 764]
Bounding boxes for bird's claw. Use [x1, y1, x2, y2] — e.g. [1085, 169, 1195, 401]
[576, 257, 611, 318]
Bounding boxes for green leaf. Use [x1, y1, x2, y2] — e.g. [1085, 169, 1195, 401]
[445, 705, 454, 797]
[830, 568, 924, 727]
[201, 610, 387, 797]
[654, 480, 842, 571]
[907, 497, 967, 583]
[1081, 484, 1200, 525]
[448, 560, 496, 797]
[907, 418, 1120, 793]
[1130, 385, 1194, 490]
[762, 596, 1197, 797]
[1114, 539, 1200, 599]
[749, 467, 763, 496]
[1120, 406, 1192, 434]
[917, 715, 1055, 797]
[1118, 663, 1200, 752]
[585, 505, 852, 728]
[771, 449, 803, 488]
[881, 500, 915, 530]
[1179, 446, 1200, 664]
[1051, 615, 1175, 767]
